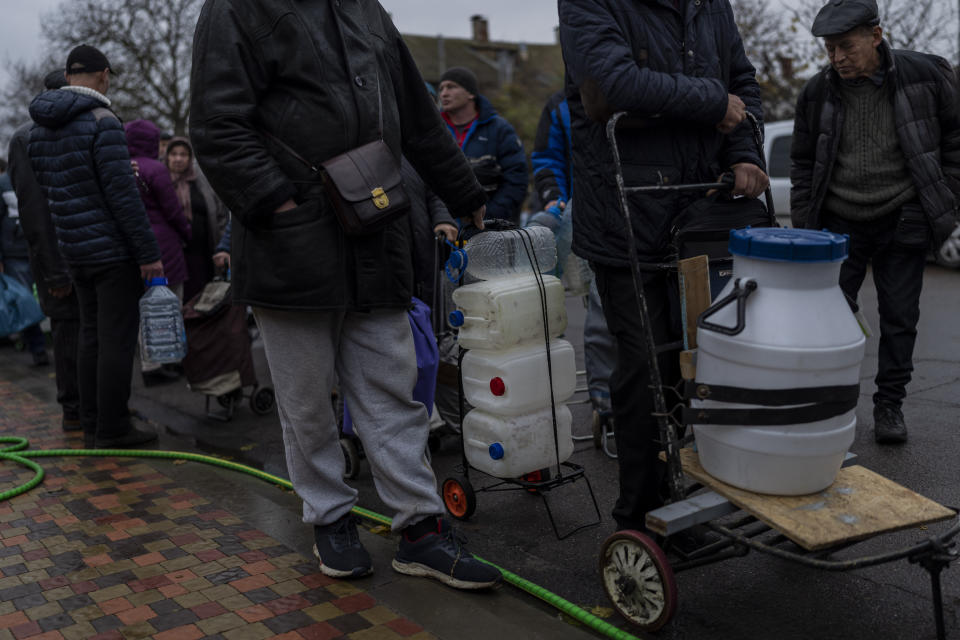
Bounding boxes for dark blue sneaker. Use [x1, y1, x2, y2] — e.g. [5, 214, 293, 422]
[313, 515, 373, 578]
[392, 517, 501, 589]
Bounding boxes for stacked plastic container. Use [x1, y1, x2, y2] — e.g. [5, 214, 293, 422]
[448, 227, 576, 478]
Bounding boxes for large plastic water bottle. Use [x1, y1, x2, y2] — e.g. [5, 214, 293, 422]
[453, 226, 557, 280]
[139, 277, 187, 364]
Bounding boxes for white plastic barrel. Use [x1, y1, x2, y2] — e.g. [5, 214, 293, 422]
[450, 275, 567, 350]
[462, 404, 574, 478]
[461, 339, 576, 415]
[692, 228, 865, 495]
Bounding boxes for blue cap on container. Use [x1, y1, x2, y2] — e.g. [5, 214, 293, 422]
[145, 277, 169, 286]
[488, 443, 504, 460]
[448, 310, 465, 327]
[728, 227, 849, 262]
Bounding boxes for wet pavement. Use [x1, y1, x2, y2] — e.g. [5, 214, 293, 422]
[1, 263, 958, 639]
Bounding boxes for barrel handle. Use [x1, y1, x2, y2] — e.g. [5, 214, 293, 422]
[697, 277, 757, 337]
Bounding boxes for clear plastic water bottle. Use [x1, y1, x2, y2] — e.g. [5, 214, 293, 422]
[139, 277, 187, 364]
[455, 226, 558, 280]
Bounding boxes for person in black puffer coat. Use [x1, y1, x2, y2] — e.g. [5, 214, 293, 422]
[559, 0, 769, 534]
[791, 0, 960, 444]
[190, 0, 499, 590]
[28, 45, 163, 450]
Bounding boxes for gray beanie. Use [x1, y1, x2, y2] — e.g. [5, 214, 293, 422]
[440, 67, 479, 97]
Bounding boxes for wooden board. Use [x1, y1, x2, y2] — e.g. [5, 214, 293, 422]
[678, 255, 711, 350]
[672, 448, 956, 551]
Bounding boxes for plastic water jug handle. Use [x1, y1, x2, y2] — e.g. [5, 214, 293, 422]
[697, 277, 757, 337]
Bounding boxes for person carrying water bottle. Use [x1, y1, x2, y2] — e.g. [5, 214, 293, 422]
[190, 0, 499, 590]
[26, 44, 163, 449]
[558, 0, 769, 539]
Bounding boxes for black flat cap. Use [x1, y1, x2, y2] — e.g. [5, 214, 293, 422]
[812, 0, 880, 37]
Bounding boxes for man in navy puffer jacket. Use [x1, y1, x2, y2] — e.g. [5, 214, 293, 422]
[439, 67, 528, 223]
[28, 44, 163, 450]
[559, 0, 769, 536]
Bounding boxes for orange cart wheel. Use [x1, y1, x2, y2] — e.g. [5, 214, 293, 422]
[442, 476, 476, 520]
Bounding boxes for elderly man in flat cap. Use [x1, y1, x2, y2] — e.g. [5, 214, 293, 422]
[791, 0, 960, 444]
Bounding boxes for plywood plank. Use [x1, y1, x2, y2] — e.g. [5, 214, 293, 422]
[678, 255, 711, 350]
[672, 448, 955, 551]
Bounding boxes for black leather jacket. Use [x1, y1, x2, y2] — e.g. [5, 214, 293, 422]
[190, 0, 485, 310]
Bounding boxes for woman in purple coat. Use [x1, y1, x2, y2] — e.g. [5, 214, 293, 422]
[125, 119, 191, 385]
[124, 119, 191, 296]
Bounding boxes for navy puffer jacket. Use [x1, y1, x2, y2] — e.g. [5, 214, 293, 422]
[27, 87, 160, 267]
[559, 0, 762, 265]
[443, 95, 528, 222]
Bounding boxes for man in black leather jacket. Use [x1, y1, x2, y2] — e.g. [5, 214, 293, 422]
[190, 0, 498, 589]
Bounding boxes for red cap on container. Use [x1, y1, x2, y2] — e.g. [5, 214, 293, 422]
[490, 377, 506, 396]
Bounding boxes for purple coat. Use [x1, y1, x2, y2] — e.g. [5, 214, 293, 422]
[124, 119, 191, 286]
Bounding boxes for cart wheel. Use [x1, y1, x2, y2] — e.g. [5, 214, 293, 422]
[442, 476, 476, 520]
[521, 467, 551, 494]
[427, 433, 441, 454]
[600, 530, 677, 631]
[341, 438, 360, 480]
[249, 386, 275, 415]
[592, 410, 603, 449]
[217, 388, 243, 408]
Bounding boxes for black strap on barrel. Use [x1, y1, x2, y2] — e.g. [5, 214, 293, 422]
[682, 382, 860, 426]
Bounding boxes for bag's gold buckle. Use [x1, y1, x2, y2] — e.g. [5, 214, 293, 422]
[371, 187, 389, 210]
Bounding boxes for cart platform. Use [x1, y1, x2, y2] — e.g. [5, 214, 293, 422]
[660, 448, 955, 551]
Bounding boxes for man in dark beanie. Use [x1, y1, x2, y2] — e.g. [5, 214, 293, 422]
[791, 0, 960, 444]
[6, 70, 79, 427]
[438, 66, 528, 223]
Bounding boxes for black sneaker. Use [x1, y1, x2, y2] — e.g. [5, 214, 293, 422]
[313, 515, 372, 578]
[392, 517, 501, 589]
[95, 426, 158, 448]
[874, 403, 907, 444]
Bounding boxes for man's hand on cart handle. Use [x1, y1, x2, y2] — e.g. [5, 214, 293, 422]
[730, 163, 769, 199]
[462, 205, 486, 231]
[717, 94, 746, 134]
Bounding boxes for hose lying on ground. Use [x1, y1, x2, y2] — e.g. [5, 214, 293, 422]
[0, 437, 640, 640]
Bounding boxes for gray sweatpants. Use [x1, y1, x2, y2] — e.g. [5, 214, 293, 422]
[253, 307, 444, 531]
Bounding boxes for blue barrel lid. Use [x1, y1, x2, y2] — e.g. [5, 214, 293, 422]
[145, 277, 169, 286]
[728, 227, 848, 262]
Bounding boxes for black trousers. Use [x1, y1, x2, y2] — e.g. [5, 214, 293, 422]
[51, 317, 81, 420]
[70, 261, 143, 440]
[823, 212, 927, 409]
[594, 265, 681, 531]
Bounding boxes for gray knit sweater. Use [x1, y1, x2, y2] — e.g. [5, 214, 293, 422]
[823, 77, 916, 221]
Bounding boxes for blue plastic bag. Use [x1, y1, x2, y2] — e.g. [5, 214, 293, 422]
[0, 273, 45, 336]
[342, 297, 440, 436]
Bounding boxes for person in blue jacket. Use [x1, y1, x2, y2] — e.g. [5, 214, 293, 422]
[531, 90, 572, 211]
[438, 67, 528, 223]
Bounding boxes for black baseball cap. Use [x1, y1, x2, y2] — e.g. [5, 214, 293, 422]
[812, 0, 880, 37]
[65, 44, 117, 75]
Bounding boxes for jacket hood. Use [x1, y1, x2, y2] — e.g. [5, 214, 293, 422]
[124, 119, 160, 158]
[165, 136, 194, 160]
[29, 88, 108, 129]
[475, 94, 499, 122]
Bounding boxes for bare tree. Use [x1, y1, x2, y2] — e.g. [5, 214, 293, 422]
[732, 0, 813, 122]
[0, 57, 58, 146]
[40, 0, 203, 135]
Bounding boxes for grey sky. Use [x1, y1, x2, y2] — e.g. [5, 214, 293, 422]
[0, 0, 560, 94]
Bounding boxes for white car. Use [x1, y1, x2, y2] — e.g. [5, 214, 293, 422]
[762, 120, 793, 228]
[762, 119, 960, 267]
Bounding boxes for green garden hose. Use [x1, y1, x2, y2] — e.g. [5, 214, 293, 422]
[0, 438, 640, 640]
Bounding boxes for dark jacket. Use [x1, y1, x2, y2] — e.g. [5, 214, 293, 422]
[27, 87, 161, 267]
[442, 95, 528, 222]
[402, 157, 455, 310]
[559, 0, 763, 265]
[7, 123, 79, 319]
[531, 91, 573, 205]
[190, 0, 486, 311]
[124, 119, 191, 285]
[790, 42, 960, 246]
[0, 173, 30, 262]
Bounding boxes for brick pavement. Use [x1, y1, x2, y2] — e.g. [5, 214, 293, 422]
[0, 379, 436, 640]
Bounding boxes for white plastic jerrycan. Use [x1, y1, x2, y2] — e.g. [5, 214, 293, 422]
[462, 404, 574, 479]
[461, 339, 576, 416]
[449, 274, 567, 351]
